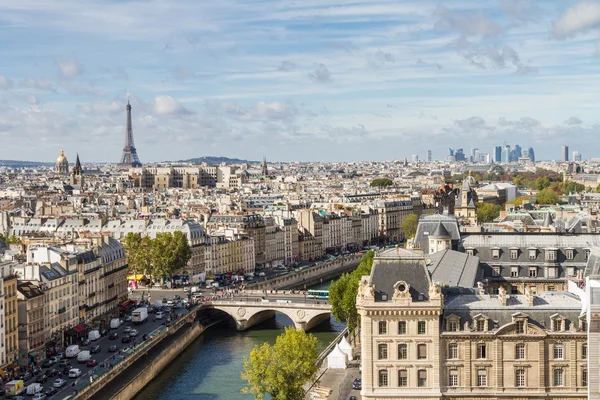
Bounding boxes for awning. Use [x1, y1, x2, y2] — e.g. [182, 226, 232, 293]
[127, 274, 146, 281]
[73, 323, 89, 333]
[65, 329, 77, 337]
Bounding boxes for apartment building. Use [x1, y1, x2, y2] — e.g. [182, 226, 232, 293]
[295, 210, 324, 259]
[264, 216, 285, 266]
[130, 166, 217, 189]
[374, 199, 422, 243]
[17, 281, 46, 366]
[206, 214, 266, 265]
[357, 249, 588, 400]
[204, 234, 255, 276]
[0, 262, 18, 367]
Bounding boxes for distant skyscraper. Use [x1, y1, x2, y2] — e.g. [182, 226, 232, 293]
[513, 144, 522, 162]
[573, 151, 581, 162]
[118, 102, 142, 168]
[427, 150, 432, 162]
[448, 147, 455, 157]
[562, 145, 569, 162]
[502, 145, 511, 163]
[412, 154, 419, 163]
[494, 146, 502, 163]
[528, 147, 535, 163]
[455, 148, 466, 161]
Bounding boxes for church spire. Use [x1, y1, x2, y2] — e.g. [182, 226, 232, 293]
[261, 156, 268, 176]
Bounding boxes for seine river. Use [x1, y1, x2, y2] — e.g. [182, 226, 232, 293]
[135, 281, 343, 400]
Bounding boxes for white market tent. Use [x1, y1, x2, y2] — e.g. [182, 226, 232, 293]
[338, 336, 353, 361]
[327, 343, 348, 369]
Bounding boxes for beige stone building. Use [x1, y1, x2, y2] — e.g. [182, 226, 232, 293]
[357, 249, 587, 400]
[0, 262, 18, 367]
[17, 281, 46, 366]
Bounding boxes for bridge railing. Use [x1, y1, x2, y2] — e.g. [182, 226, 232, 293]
[204, 300, 332, 309]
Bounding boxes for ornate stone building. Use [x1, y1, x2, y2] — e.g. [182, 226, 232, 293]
[357, 249, 587, 400]
[55, 149, 68, 175]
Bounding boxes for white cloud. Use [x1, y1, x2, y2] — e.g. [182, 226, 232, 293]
[433, 5, 502, 38]
[21, 78, 55, 91]
[57, 58, 84, 78]
[153, 95, 190, 116]
[252, 102, 296, 120]
[0, 74, 14, 90]
[553, 1, 600, 38]
[565, 116, 583, 125]
[309, 64, 332, 83]
[27, 94, 39, 105]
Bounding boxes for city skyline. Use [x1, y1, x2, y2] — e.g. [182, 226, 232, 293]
[1, 1, 600, 162]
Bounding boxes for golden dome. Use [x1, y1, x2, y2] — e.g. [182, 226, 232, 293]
[56, 149, 68, 165]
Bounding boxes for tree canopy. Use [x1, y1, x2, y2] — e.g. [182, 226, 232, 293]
[370, 178, 393, 188]
[476, 202, 503, 223]
[241, 327, 319, 400]
[400, 214, 419, 239]
[536, 188, 559, 205]
[329, 250, 374, 332]
[0, 234, 21, 245]
[122, 231, 191, 279]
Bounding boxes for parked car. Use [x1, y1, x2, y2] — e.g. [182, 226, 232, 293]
[155, 311, 164, 320]
[32, 393, 46, 400]
[352, 378, 361, 390]
[124, 315, 132, 322]
[121, 336, 131, 343]
[53, 378, 66, 388]
[59, 360, 70, 368]
[124, 326, 132, 334]
[54, 352, 64, 360]
[90, 344, 101, 354]
[68, 369, 81, 378]
[44, 387, 57, 396]
[62, 366, 71, 375]
[109, 332, 119, 340]
[19, 371, 32, 381]
[87, 359, 97, 368]
[129, 329, 139, 337]
[108, 345, 118, 352]
[46, 369, 58, 377]
[35, 374, 48, 383]
[42, 359, 55, 368]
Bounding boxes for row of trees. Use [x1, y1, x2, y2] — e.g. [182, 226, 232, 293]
[370, 177, 393, 187]
[122, 231, 191, 279]
[329, 250, 375, 332]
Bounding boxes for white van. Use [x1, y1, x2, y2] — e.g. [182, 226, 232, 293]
[65, 345, 80, 358]
[26, 383, 43, 396]
[110, 318, 122, 330]
[88, 330, 100, 341]
[77, 350, 91, 363]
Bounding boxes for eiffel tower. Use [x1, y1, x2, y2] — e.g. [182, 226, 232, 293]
[117, 101, 142, 168]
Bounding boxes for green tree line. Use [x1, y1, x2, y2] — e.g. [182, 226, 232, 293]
[370, 178, 393, 187]
[0, 234, 21, 245]
[122, 231, 191, 280]
[329, 250, 375, 332]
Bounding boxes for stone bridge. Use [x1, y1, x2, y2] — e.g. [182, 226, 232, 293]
[198, 300, 332, 331]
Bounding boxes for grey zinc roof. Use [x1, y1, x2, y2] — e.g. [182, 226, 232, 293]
[431, 222, 451, 239]
[443, 291, 583, 331]
[461, 233, 600, 248]
[584, 247, 600, 277]
[370, 257, 431, 302]
[428, 249, 479, 288]
[414, 214, 460, 253]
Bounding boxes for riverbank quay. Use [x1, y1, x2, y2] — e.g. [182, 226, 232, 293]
[72, 304, 214, 400]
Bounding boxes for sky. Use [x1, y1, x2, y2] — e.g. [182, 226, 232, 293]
[1, 0, 600, 163]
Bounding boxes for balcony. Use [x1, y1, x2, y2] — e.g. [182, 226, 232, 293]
[57, 307, 66, 314]
[88, 292, 96, 298]
[107, 283, 115, 289]
[79, 280, 86, 285]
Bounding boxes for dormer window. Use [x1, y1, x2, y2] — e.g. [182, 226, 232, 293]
[566, 249, 574, 260]
[492, 248, 500, 260]
[445, 315, 460, 332]
[546, 249, 557, 261]
[473, 315, 488, 332]
[551, 314, 565, 332]
[510, 249, 519, 260]
[511, 266, 519, 278]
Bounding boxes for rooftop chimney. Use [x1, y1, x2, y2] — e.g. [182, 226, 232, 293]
[498, 286, 507, 306]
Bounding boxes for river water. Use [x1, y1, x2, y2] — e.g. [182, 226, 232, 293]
[135, 280, 343, 400]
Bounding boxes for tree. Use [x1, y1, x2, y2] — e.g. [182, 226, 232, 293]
[0, 234, 21, 245]
[400, 214, 419, 239]
[122, 233, 152, 275]
[149, 232, 192, 279]
[370, 178, 393, 188]
[476, 202, 503, 223]
[536, 188, 559, 205]
[561, 180, 585, 195]
[242, 327, 318, 400]
[329, 251, 375, 332]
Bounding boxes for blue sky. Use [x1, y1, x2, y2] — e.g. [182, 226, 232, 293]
[1, 0, 600, 163]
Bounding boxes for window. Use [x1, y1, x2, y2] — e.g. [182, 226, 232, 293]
[516, 320, 525, 334]
[553, 369, 564, 386]
[397, 344, 407, 360]
[492, 287, 500, 295]
[477, 369, 487, 386]
[398, 321, 406, 335]
[476, 319, 485, 332]
[511, 266, 519, 277]
[492, 249, 500, 259]
[492, 266, 500, 277]
[581, 319, 587, 332]
[529, 267, 537, 277]
[548, 286, 555, 291]
[582, 343, 587, 359]
[553, 319, 563, 332]
[547, 267, 557, 278]
[511, 249, 518, 260]
[448, 343, 458, 359]
[379, 370, 388, 387]
[553, 344, 563, 359]
[378, 344, 388, 360]
[378, 321, 387, 334]
[398, 370, 407, 387]
[418, 321, 426, 334]
[448, 370, 458, 387]
[515, 369, 526, 387]
[477, 343, 487, 359]
[515, 344, 525, 359]
[566, 249, 574, 260]
[567, 267, 576, 277]
[447, 320, 459, 332]
[511, 285, 519, 294]
[582, 369, 588, 387]
[417, 344, 427, 360]
[418, 370, 427, 387]
[546, 250, 556, 261]
[528, 249, 536, 260]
